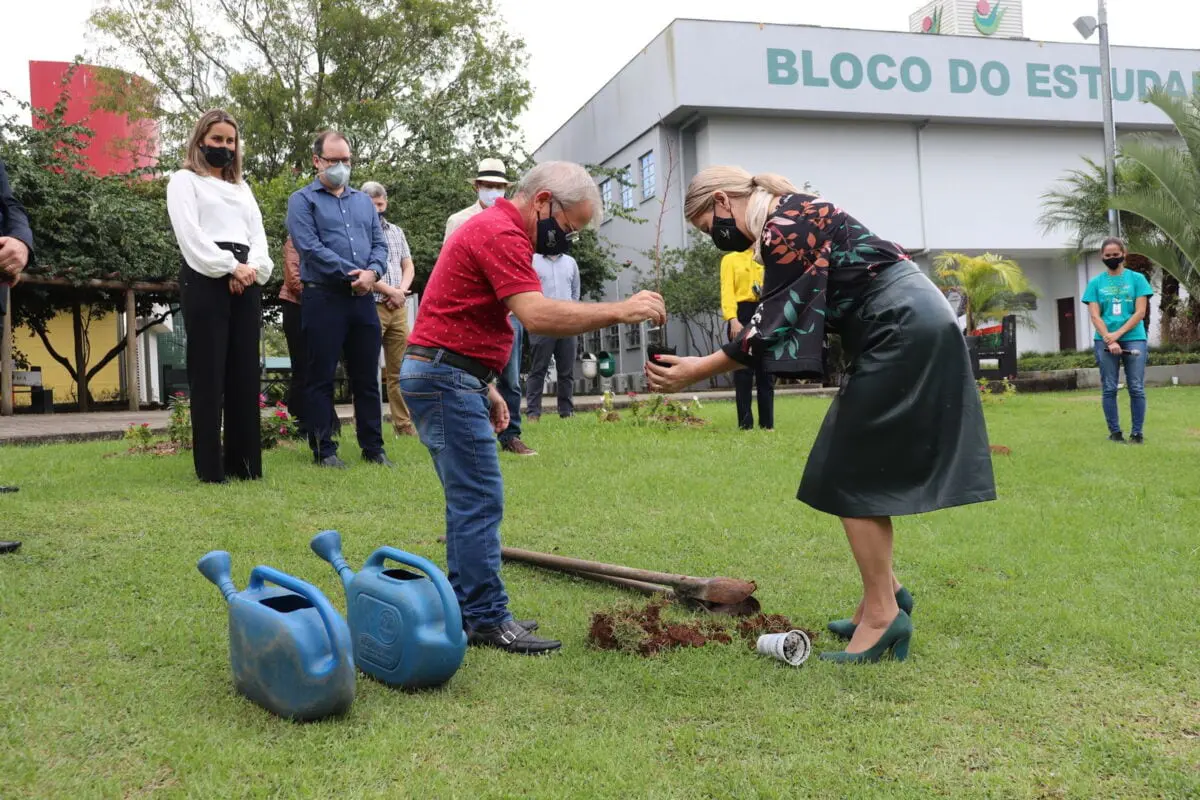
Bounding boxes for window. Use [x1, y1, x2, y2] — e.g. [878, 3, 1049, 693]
[620, 168, 635, 209]
[640, 151, 656, 200]
[648, 326, 664, 346]
[586, 330, 602, 354]
[599, 179, 612, 216]
[604, 325, 621, 350]
[625, 322, 642, 347]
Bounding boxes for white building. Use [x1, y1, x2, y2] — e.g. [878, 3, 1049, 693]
[535, 15, 1196, 388]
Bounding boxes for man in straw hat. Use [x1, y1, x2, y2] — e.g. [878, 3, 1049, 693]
[444, 158, 537, 456]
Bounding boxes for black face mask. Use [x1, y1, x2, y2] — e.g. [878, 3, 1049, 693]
[200, 145, 235, 169]
[1103, 256, 1125, 270]
[710, 208, 754, 252]
[536, 200, 572, 256]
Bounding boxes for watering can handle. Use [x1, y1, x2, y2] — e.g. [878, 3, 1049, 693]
[247, 566, 346, 679]
[364, 547, 464, 644]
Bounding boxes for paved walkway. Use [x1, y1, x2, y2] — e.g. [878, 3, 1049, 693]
[0, 386, 835, 445]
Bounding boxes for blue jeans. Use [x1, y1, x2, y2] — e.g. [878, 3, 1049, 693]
[399, 356, 511, 628]
[498, 315, 523, 444]
[1094, 339, 1147, 435]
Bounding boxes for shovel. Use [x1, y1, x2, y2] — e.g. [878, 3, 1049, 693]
[436, 538, 760, 614]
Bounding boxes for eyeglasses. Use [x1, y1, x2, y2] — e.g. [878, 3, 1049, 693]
[318, 156, 352, 166]
[549, 196, 581, 242]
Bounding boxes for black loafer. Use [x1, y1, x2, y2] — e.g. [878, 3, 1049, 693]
[0, 486, 18, 493]
[0, 541, 21, 554]
[363, 453, 395, 468]
[465, 618, 538, 633]
[468, 619, 561, 655]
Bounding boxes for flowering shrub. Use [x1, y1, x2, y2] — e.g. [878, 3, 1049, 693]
[124, 422, 154, 449]
[261, 401, 300, 449]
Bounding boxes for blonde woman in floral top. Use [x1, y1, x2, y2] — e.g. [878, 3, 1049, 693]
[647, 166, 996, 664]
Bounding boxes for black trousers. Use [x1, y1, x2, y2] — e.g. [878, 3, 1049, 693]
[732, 300, 775, 430]
[179, 265, 263, 482]
[302, 284, 384, 460]
[525, 334, 576, 417]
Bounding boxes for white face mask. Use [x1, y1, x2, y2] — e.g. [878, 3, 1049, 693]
[478, 188, 504, 207]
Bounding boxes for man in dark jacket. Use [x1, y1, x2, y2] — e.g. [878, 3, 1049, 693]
[1, 156, 34, 554]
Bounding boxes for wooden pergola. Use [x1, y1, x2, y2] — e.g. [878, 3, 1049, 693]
[1, 275, 178, 416]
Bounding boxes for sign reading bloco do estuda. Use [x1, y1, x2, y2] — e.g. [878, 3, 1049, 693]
[768, 48, 1200, 102]
[692, 23, 1200, 128]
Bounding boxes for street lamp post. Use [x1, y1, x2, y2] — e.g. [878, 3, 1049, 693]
[1075, 0, 1120, 238]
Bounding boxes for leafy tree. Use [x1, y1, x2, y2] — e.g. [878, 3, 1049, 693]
[89, 0, 534, 301]
[931, 252, 1038, 334]
[1, 71, 179, 410]
[88, 0, 532, 178]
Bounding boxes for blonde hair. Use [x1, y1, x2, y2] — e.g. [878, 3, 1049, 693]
[184, 109, 243, 184]
[684, 166, 799, 261]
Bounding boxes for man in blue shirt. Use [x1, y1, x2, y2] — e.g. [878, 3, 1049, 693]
[1081, 237, 1155, 444]
[286, 130, 393, 468]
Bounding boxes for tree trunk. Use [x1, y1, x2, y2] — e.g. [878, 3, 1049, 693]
[124, 289, 139, 411]
[72, 298, 89, 412]
[1161, 272, 1180, 342]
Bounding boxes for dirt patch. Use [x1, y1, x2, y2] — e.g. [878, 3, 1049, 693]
[104, 442, 187, 458]
[588, 599, 811, 657]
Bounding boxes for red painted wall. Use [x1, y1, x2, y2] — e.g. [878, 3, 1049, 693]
[28, 61, 158, 176]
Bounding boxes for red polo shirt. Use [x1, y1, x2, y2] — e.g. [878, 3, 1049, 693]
[409, 198, 543, 374]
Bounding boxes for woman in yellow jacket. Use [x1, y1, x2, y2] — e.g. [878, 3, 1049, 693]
[721, 248, 774, 429]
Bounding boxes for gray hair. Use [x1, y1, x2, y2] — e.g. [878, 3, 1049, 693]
[513, 161, 604, 226]
[360, 181, 387, 199]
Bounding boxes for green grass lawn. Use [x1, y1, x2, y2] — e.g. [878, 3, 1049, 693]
[1, 389, 1198, 798]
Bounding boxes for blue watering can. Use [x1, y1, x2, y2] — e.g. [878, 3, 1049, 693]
[309, 530, 467, 690]
[197, 550, 355, 721]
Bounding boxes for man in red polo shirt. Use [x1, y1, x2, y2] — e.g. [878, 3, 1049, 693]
[403, 161, 665, 655]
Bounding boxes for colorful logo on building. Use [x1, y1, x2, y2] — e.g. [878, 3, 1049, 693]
[921, 6, 943, 35]
[973, 0, 1006, 36]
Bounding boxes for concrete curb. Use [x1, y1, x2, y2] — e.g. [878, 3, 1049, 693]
[0, 386, 837, 446]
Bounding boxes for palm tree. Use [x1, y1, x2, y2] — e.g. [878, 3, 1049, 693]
[1039, 157, 1155, 263]
[1039, 158, 1162, 338]
[1108, 88, 1200, 297]
[1040, 88, 1200, 343]
[931, 252, 1038, 334]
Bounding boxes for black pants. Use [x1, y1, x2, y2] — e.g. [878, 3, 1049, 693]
[179, 265, 263, 482]
[302, 284, 383, 460]
[525, 334, 576, 417]
[732, 301, 775, 430]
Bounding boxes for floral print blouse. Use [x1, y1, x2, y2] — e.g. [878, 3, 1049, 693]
[720, 193, 911, 377]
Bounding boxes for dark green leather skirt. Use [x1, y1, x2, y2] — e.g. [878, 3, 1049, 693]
[797, 261, 997, 518]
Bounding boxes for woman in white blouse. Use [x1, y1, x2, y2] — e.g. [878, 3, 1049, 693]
[167, 109, 273, 484]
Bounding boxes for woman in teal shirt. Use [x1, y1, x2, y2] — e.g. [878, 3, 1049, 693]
[1081, 238, 1154, 444]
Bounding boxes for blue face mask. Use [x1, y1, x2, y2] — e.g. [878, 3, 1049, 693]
[323, 162, 351, 188]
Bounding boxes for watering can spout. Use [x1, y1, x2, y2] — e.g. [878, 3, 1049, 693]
[310, 530, 355, 593]
[197, 550, 238, 602]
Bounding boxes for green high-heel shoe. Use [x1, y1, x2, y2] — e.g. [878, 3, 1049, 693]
[827, 586, 914, 640]
[819, 610, 912, 664]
